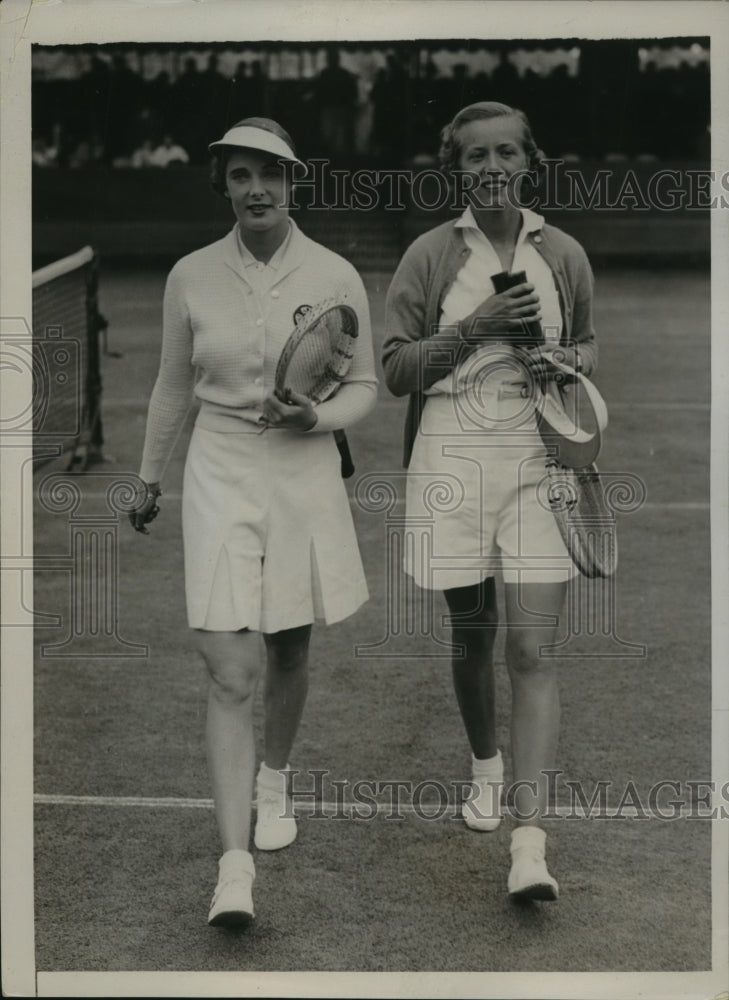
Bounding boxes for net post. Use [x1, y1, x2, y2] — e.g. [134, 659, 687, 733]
[83, 247, 105, 465]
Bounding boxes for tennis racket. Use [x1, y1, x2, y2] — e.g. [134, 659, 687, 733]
[274, 299, 359, 478]
[544, 459, 618, 578]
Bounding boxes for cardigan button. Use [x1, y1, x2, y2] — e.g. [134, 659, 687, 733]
[533, 234, 543, 244]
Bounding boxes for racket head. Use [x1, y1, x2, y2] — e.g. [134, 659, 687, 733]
[275, 300, 359, 404]
[545, 460, 618, 578]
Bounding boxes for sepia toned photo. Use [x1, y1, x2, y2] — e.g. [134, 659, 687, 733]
[1, 2, 728, 997]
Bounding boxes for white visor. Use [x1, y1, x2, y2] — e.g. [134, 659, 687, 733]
[208, 125, 304, 168]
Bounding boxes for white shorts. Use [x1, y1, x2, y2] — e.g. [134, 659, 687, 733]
[182, 417, 369, 632]
[405, 393, 577, 590]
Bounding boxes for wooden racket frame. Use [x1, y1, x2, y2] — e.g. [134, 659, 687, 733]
[544, 459, 618, 578]
[273, 299, 359, 478]
[274, 300, 359, 405]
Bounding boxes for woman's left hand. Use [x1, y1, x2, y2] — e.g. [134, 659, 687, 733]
[261, 388, 318, 431]
[523, 345, 582, 382]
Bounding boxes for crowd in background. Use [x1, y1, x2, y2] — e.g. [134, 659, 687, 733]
[31, 42, 710, 170]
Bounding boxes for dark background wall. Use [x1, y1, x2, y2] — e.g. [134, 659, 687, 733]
[31, 38, 711, 268]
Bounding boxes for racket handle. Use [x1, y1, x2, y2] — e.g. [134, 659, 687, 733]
[334, 429, 355, 479]
[490, 269, 544, 344]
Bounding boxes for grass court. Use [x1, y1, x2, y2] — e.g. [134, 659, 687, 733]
[33, 261, 713, 977]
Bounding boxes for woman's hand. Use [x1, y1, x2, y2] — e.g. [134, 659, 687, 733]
[460, 283, 541, 344]
[261, 388, 318, 432]
[129, 481, 162, 534]
[541, 344, 582, 372]
[520, 344, 583, 385]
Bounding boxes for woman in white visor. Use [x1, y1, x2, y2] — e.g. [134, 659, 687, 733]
[131, 118, 377, 928]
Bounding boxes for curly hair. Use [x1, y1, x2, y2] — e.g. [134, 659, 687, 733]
[209, 117, 297, 197]
[438, 101, 545, 182]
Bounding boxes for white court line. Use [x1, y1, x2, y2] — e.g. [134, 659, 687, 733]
[67, 493, 709, 512]
[35, 794, 214, 809]
[641, 502, 709, 510]
[609, 402, 709, 411]
[33, 793, 710, 821]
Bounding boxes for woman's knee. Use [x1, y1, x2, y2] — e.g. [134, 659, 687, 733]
[194, 630, 262, 705]
[505, 632, 552, 677]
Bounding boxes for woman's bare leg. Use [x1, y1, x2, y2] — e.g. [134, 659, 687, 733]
[444, 578, 499, 759]
[194, 628, 262, 850]
[503, 580, 566, 827]
[262, 624, 312, 770]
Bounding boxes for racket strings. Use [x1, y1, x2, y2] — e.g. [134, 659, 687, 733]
[545, 462, 617, 578]
[276, 305, 358, 404]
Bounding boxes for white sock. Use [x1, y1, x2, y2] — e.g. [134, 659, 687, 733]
[511, 825, 547, 852]
[218, 849, 255, 879]
[472, 749, 502, 778]
[257, 761, 291, 791]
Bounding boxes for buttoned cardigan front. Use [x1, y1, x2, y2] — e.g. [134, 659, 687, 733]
[140, 220, 377, 484]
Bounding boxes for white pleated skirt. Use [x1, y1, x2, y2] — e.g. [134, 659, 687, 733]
[182, 418, 369, 633]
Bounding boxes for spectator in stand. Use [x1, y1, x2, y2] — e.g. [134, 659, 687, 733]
[32, 135, 59, 167]
[200, 53, 231, 116]
[149, 134, 190, 167]
[130, 134, 189, 167]
[142, 71, 174, 137]
[106, 52, 145, 164]
[313, 47, 358, 158]
[451, 64, 473, 114]
[171, 57, 206, 163]
[490, 57, 521, 109]
[371, 52, 410, 161]
[68, 133, 105, 168]
[248, 61, 268, 112]
[230, 59, 270, 125]
[547, 65, 579, 159]
[130, 138, 157, 168]
[80, 54, 111, 139]
[437, 64, 474, 124]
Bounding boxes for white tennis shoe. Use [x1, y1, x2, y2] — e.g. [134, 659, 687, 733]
[254, 762, 297, 851]
[462, 750, 503, 832]
[507, 826, 559, 901]
[208, 850, 255, 927]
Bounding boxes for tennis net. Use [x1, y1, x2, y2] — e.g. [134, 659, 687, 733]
[32, 246, 107, 469]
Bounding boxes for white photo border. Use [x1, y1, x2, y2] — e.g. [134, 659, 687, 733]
[1, 1, 728, 997]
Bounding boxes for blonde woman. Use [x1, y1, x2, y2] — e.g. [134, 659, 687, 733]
[383, 102, 597, 900]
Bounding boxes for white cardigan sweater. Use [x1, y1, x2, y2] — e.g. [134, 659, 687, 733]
[139, 220, 377, 484]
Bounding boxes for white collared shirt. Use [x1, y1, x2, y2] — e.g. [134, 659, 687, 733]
[235, 219, 293, 295]
[428, 206, 562, 397]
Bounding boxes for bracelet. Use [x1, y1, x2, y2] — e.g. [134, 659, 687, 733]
[135, 481, 162, 506]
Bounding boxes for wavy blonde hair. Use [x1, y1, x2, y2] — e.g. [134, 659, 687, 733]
[438, 101, 545, 181]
